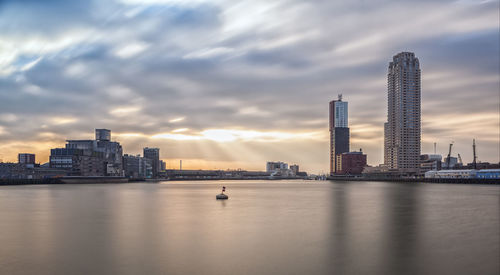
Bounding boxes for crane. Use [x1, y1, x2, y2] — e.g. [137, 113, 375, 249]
[457, 154, 463, 165]
[446, 142, 454, 169]
[472, 139, 477, 170]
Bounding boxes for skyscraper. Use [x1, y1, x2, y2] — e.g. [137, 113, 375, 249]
[384, 52, 421, 172]
[143, 147, 160, 178]
[329, 94, 349, 175]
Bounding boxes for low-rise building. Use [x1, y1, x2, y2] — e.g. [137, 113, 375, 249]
[420, 154, 442, 173]
[266, 161, 288, 173]
[336, 150, 367, 175]
[424, 169, 477, 179]
[475, 169, 500, 179]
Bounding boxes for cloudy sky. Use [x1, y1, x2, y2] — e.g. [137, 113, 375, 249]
[0, 0, 498, 173]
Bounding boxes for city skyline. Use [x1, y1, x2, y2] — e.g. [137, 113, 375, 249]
[0, 0, 499, 173]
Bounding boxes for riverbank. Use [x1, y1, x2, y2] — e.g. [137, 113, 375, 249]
[328, 176, 499, 184]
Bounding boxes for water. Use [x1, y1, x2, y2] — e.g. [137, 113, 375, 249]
[0, 180, 498, 275]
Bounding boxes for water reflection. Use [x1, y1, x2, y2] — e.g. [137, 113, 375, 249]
[0, 181, 498, 275]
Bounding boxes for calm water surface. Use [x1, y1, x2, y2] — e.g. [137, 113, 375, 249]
[0, 180, 498, 275]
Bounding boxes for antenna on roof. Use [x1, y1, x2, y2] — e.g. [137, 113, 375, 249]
[338, 94, 343, 101]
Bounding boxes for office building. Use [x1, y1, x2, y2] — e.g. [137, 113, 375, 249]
[329, 94, 349, 175]
[384, 52, 421, 172]
[123, 154, 153, 179]
[144, 147, 160, 178]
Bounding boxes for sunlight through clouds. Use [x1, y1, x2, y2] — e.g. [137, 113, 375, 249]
[0, 0, 498, 170]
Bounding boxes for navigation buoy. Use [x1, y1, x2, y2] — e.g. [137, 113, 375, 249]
[216, 186, 228, 200]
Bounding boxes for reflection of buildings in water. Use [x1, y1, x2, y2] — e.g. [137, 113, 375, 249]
[381, 184, 421, 275]
[324, 183, 421, 275]
[325, 183, 351, 274]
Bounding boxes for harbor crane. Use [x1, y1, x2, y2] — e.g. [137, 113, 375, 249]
[457, 154, 463, 166]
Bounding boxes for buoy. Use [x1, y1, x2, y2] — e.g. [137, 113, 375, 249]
[216, 193, 228, 200]
[216, 186, 228, 200]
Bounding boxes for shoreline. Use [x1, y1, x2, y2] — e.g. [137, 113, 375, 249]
[328, 176, 499, 184]
[0, 177, 498, 185]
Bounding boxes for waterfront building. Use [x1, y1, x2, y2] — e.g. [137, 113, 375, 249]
[384, 52, 421, 172]
[425, 169, 477, 179]
[266, 161, 288, 172]
[18, 153, 35, 165]
[144, 147, 160, 178]
[290, 164, 299, 175]
[475, 169, 500, 179]
[335, 150, 367, 175]
[329, 94, 349, 175]
[420, 154, 442, 173]
[0, 163, 28, 179]
[50, 148, 106, 176]
[50, 129, 123, 177]
[123, 154, 153, 179]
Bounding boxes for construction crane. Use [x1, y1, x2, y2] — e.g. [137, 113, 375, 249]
[446, 142, 454, 169]
[457, 154, 463, 166]
[472, 139, 477, 170]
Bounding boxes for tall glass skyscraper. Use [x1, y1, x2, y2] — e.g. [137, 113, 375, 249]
[384, 52, 421, 172]
[330, 95, 349, 175]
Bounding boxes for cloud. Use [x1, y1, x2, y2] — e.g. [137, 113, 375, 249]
[0, 0, 498, 171]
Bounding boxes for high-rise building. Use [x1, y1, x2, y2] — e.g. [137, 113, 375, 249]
[143, 147, 160, 178]
[329, 94, 349, 175]
[384, 52, 421, 172]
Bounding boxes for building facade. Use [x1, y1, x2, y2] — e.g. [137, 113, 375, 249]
[18, 153, 35, 165]
[384, 52, 421, 172]
[123, 154, 153, 179]
[266, 161, 288, 173]
[330, 95, 349, 175]
[420, 154, 442, 173]
[144, 147, 160, 178]
[50, 129, 123, 177]
[50, 148, 106, 176]
[335, 151, 367, 175]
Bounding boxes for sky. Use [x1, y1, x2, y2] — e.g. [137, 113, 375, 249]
[0, 0, 498, 173]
